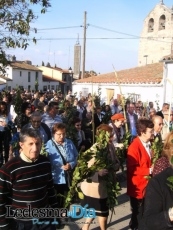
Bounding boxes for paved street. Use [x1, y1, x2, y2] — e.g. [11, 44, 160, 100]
[62, 173, 131, 230]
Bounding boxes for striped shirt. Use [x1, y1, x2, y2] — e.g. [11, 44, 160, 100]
[0, 155, 58, 229]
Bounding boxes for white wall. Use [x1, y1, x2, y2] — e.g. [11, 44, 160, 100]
[164, 62, 173, 107]
[1, 66, 61, 92]
[72, 82, 163, 109]
[7, 68, 42, 91]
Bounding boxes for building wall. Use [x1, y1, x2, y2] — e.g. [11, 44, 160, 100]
[42, 82, 59, 92]
[138, 3, 173, 66]
[38, 66, 62, 80]
[163, 62, 173, 106]
[72, 82, 163, 109]
[7, 68, 42, 91]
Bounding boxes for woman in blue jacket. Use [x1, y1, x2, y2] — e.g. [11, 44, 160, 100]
[45, 122, 78, 208]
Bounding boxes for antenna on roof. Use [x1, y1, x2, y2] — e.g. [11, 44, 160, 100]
[68, 46, 70, 68]
[48, 40, 51, 62]
[160, 0, 163, 4]
[76, 34, 80, 45]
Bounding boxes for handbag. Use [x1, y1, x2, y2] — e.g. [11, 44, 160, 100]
[51, 140, 72, 187]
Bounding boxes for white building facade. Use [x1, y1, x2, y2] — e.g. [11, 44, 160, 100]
[73, 82, 163, 108]
[72, 62, 170, 109]
[0, 61, 65, 92]
[5, 66, 42, 91]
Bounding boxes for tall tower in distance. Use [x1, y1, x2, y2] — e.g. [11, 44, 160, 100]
[138, 1, 173, 66]
[73, 35, 81, 79]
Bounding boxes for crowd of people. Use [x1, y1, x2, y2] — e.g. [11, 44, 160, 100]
[0, 89, 173, 230]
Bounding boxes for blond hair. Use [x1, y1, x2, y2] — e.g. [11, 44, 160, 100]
[162, 131, 173, 162]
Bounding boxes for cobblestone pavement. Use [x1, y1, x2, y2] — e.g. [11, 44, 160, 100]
[61, 174, 131, 230]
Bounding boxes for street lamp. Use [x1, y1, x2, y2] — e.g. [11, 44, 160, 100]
[68, 67, 73, 79]
[143, 55, 148, 65]
[68, 67, 72, 74]
[68, 67, 73, 92]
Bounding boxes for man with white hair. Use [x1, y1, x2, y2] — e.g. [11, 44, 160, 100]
[152, 115, 163, 143]
[156, 103, 170, 119]
[161, 109, 173, 142]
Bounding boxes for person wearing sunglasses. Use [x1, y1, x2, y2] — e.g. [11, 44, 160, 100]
[151, 115, 163, 143]
[23, 111, 51, 144]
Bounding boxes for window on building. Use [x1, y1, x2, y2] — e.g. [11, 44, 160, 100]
[51, 85, 54, 90]
[148, 18, 154, 32]
[35, 72, 38, 81]
[159, 15, 166, 30]
[20, 71, 22, 77]
[43, 86, 47, 91]
[63, 75, 67, 81]
[106, 89, 114, 105]
[28, 85, 31, 91]
[28, 72, 31, 82]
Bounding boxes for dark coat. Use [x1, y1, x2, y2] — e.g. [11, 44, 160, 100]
[139, 167, 173, 230]
[126, 112, 138, 134]
[94, 113, 104, 129]
[14, 114, 30, 128]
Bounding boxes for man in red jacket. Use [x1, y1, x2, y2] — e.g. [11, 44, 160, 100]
[127, 118, 154, 230]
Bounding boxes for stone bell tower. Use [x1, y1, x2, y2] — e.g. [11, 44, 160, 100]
[138, 1, 173, 66]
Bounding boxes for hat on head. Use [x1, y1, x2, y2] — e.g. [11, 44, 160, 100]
[111, 113, 125, 121]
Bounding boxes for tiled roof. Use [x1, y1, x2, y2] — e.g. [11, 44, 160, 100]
[42, 75, 66, 84]
[48, 67, 70, 74]
[75, 63, 163, 84]
[162, 54, 173, 61]
[10, 61, 41, 71]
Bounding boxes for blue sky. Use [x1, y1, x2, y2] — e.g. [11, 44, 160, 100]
[8, 0, 173, 74]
